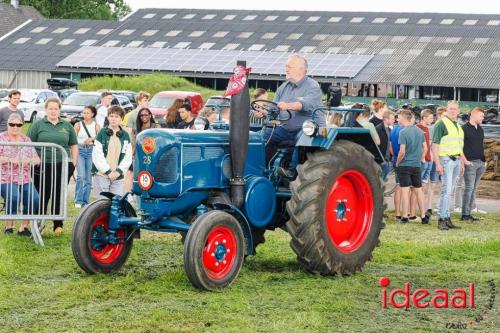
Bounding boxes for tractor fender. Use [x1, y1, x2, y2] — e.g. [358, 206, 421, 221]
[104, 192, 140, 238]
[212, 203, 254, 256]
[99, 192, 115, 200]
[296, 127, 385, 164]
[101, 192, 137, 217]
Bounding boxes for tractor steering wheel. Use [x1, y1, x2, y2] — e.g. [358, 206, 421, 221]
[250, 99, 292, 122]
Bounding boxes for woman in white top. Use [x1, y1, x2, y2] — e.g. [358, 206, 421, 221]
[73, 106, 100, 207]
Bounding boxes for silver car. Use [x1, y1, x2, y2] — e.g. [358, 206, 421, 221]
[0, 89, 59, 122]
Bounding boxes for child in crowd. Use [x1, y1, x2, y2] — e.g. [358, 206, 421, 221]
[92, 106, 132, 198]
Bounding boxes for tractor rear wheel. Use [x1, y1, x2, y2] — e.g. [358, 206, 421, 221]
[183, 210, 245, 290]
[286, 140, 384, 275]
[72, 199, 133, 274]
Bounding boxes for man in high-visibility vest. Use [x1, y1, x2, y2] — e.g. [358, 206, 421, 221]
[431, 101, 470, 230]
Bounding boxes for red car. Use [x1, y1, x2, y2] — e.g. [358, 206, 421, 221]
[149, 91, 204, 123]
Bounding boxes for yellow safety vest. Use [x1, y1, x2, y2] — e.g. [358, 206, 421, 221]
[439, 117, 464, 156]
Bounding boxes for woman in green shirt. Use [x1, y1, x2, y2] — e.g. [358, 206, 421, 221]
[28, 97, 78, 235]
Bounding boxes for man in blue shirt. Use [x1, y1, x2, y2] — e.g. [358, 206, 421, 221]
[266, 54, 324, 177]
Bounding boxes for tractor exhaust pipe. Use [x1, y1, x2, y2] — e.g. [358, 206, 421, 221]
[227, 60, 250, 208]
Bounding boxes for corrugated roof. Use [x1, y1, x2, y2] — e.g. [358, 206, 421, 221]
[0, 8, 500, 88]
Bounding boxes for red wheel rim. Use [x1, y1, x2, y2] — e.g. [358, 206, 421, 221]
[89, 213, 125, 264]
[325, 169, 374, 253]
[202, 226, 237, 280]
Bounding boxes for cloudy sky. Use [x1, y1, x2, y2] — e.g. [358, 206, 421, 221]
[125, 0, 500, 14]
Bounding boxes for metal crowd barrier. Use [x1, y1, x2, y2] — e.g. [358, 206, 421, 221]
[0, 142, 68, 246]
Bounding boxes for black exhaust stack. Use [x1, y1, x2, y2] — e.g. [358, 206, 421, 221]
[229, 60, 250, 208]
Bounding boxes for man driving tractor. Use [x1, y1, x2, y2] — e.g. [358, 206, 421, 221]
[263, 54, 325, 178]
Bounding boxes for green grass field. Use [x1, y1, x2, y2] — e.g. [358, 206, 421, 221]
[0, 205, 498, 332]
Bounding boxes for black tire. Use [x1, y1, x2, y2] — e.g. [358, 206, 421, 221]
[286, 140, 384, 275]
[72, 199, 133, 274]
[183, 210, 245, 290]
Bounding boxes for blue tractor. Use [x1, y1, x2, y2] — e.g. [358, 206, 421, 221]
[72, 64, 385, 291]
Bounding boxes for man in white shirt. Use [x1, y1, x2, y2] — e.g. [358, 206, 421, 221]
[96, 91, 113, 127]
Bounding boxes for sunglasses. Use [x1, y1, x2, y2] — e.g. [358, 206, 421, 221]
[8, 123, 23, 128]
[140, 114, 151, 117]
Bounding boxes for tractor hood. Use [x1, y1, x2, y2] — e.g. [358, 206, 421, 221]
[133, 128, 265, 198]
[137, 128, 263, 146]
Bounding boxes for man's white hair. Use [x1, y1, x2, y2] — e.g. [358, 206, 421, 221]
[288, 54, 308, 71]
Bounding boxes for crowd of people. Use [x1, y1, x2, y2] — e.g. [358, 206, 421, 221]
[0, 53, 488, 237]
[322, 97, 487, 230]
[369, 100, 486, 230]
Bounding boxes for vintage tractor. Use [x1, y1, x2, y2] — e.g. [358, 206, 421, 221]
[72, 62, 385, 291]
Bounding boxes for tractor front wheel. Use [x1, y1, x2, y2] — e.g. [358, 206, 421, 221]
[72, 199, 133, 274]
[286, 140, 384, 275]
[183, 210, 245, 290]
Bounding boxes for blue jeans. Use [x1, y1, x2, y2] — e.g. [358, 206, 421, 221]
[430, 162, 440, 182]
[0, 183, 39, 215]
[264, 127, 300, 171]
[438, 156, 460, 219]
[75, 145, 93, 205]
[420, 161, 433, 183]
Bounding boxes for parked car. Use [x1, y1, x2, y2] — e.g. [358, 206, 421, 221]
[486, 95, 498, 103]
[116, 95, 134, 112]
[58, 91, 120, 121]
[2, 89, 59, 122]
[47, 78, 78, 91]
[111, 90, 137, 108]
[57, 88, 79, 102]
[205, 95, 230, 107]
[0, 89, 9, 100]
[149, 91, 203, 123]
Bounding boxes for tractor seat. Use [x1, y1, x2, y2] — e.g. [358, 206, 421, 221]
[276, 140, 295, 148]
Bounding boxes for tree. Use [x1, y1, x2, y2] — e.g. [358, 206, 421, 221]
[2, 0, 131, 20]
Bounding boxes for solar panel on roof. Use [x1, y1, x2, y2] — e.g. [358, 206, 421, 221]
[57, 46, 373, 79]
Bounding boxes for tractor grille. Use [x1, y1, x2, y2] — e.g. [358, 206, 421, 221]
[153, 147, 178, 183]
[183, 146, 202, 164]
[204, 146, 224, 159]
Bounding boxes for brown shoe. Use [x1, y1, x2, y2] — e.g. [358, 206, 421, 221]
[54, 227, 64, 235]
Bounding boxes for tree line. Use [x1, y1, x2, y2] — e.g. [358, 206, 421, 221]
[3, 0, 131, 20]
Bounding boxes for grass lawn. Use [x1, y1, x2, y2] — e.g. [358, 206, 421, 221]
[0, 204, 498, 333]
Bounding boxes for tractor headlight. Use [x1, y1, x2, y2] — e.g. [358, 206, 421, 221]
[194, 117, 209, 130]
[302, 120, 318, 136]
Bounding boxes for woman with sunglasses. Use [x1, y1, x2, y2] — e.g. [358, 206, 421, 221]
[0, 113, 40, 236]
[134, 107, 160, 136]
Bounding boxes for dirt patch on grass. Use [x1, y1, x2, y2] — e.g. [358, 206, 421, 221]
[476, 179, 500, 200]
